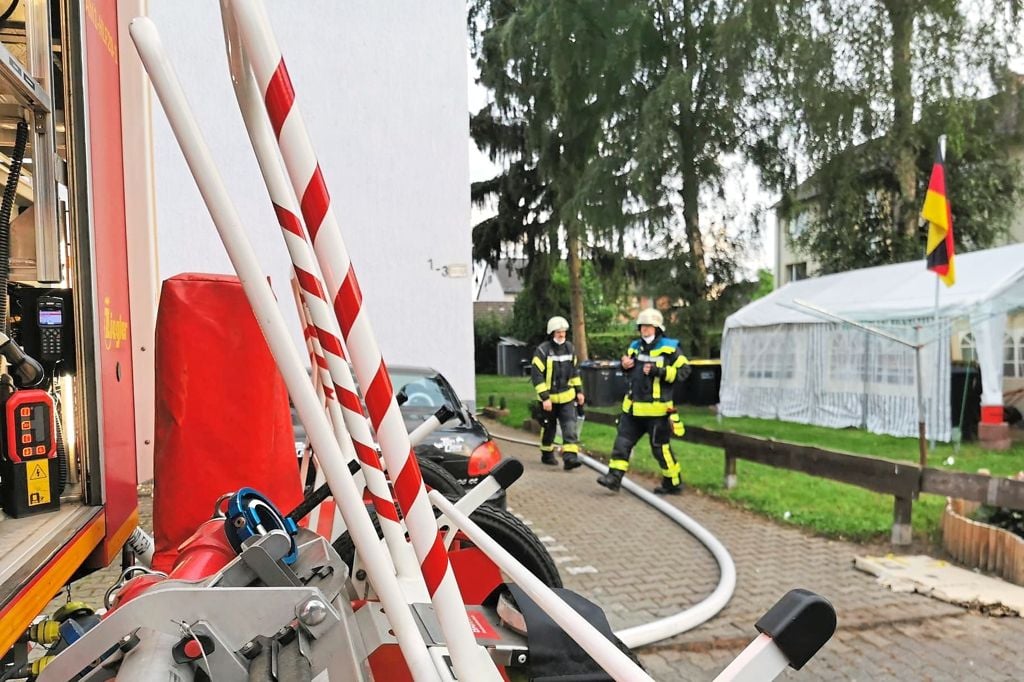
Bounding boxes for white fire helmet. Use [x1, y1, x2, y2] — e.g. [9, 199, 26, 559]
[635, 308, 664, 331]
[546, 316, 570, 335]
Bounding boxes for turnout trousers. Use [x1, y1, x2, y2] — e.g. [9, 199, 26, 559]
[608, 412, 681, 486]
[539, 401, 580, 461]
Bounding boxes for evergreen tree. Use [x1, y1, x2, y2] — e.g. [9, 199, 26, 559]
[623, 0, 765, 352]
[471, 1, 765, 355]
[750, 0, 1024, 272]
[470, 0, 645, 359]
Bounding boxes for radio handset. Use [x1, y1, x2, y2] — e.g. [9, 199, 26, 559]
[36, 296, 64, 363]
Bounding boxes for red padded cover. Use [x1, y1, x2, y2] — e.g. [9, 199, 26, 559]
[152, 274, 301, 571]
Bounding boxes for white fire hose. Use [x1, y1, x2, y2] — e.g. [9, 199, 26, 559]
[492, 432, 736, 649]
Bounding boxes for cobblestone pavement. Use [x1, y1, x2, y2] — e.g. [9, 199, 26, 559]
[484, 420, 1024, 681]
[48, 430, 1024, 680]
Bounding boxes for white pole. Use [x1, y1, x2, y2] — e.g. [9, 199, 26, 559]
[930, 134, 948, 451]
[227, 3, 498, 678]
[290, 280, 349, 538]
[930, 276, 940, 451]
[219, 1, 421, 585]
[429, 491, 655, 682]
[713, 633, 791, 682]
[290, 280, 320, 509]
[128, 19, 440, 681]
[914, 331, 928, 469]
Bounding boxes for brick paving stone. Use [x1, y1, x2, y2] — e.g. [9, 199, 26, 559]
[33, 426, 1024, 680]
[484, 419, 1024, 681]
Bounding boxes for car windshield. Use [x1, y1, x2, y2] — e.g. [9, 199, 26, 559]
[391, 370, 460, 413]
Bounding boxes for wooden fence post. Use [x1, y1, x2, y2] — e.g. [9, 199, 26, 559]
[892, 496, 913, 546]
[724, 453, 737, 490]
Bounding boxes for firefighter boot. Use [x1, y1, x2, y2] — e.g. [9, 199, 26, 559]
[653, 477, 683, 495]
[596, 469, 624, 492]
[563, 453, 582, 470]
[541, 451, 558, 466]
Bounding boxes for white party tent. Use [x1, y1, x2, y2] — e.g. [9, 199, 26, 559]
[721, 243, 1024, 441]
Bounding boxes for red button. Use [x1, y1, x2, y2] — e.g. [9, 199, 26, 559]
[20, 421, 30, 430]
[21, 447, 31, 456]
[21, 434, 30, 444]
[35, 445, 46, 455]
[19, 407, 30, 417]
[183, 639, 203, 659]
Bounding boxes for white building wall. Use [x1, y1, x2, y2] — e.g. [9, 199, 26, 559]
[1006, 146, 1024, 244]
[146, 1, 476, 402]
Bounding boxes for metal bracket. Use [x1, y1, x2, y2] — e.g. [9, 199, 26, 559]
[37, 584, 337, 681]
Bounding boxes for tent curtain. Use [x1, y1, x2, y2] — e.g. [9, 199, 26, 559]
[971, 310, 1007, 408]
[721, 320, 951, 441]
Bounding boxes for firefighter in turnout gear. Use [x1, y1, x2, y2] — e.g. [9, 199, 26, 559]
[531, 316, 585, 470]
[597, 308, 689, 494]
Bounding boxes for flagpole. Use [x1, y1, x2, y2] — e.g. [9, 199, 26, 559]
[929, 135, 946, 452]
[915, 326, 928, 468]
[930, 276, 939, 453]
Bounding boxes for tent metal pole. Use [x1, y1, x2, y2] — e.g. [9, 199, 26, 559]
[791, 300, 915, 348]
[915, 326, 928, 468]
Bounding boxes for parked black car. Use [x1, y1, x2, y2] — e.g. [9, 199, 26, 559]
[391, 366, 504, 502]
[294, 365, 505, 504]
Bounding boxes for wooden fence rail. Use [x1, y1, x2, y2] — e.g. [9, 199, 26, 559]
[584, 412, 1024, 545]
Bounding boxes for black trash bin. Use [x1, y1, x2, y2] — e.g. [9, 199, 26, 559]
[950, 362, 981, 442]
[674, 359, 722, 406]
[579, 360, 628, 407]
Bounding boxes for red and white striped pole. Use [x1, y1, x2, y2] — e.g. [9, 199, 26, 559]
[228, 2, 500, 677]
[291, 275, 332, 408]
[128, 19, 440, 681]
[220, 1, 419, 581]
[291, 279, 319, 512]
[290, 279, 344, 538]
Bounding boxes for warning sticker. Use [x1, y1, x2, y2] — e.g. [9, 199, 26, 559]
[27, 461, 50, 506]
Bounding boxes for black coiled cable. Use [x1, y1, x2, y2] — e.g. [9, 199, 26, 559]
[0, 119, 29, 335]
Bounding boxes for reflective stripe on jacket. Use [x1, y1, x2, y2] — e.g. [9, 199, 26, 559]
[621, 334, 687, 417]
[531, 339, 582, 404]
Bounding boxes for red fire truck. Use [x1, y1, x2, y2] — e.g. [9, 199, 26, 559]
[0, 0, 143, 658]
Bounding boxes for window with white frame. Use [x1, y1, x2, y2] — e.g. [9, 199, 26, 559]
[1019, 334, 1024, 378]
[786, 262, 808, 283]
[1005, 331, 1024, 379]
[960, 332, 976, 363]
[788, 212, 810, 239]
[1004, 333, 1017, 378]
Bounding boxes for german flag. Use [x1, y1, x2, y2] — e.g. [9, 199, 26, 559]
[921, 144, 955, 286]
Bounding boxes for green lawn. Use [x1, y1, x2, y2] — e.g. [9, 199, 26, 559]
[476, 374, 1024, 544]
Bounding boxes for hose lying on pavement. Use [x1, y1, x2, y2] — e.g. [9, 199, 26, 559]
[491, 432, 737, 650]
